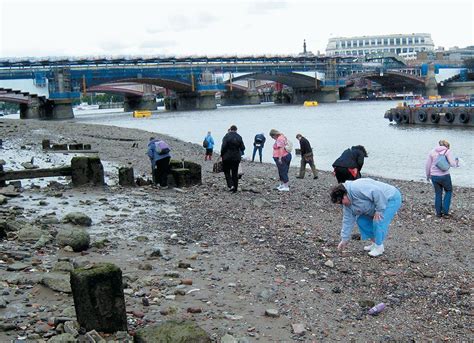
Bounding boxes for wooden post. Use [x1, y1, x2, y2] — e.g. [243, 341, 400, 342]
[70, 263, 127, 333]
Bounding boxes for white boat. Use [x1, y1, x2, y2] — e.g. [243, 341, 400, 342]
[75, 102, 100, 111]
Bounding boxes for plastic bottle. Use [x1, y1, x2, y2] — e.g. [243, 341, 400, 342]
[368, 303, 386, 315]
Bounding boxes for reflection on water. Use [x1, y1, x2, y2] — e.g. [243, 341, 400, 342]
[75, 102, 473, 187]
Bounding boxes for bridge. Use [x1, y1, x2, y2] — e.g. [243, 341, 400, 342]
[0, 55, 468, 119]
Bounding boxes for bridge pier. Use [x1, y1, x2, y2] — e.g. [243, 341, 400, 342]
[123, 94, 157, 112]
[165, 92, 216, 111]
[424, 64, 439, 97]
[19, 97, 43, 119]
[220, 91, 261, 106]
[290, 87, 340, 104]
[48, 100, 74, 120]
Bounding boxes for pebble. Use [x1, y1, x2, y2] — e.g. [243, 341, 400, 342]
[264, 309, 280, 318]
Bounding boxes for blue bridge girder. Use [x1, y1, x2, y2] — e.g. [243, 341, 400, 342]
[0, 55, 417, 100]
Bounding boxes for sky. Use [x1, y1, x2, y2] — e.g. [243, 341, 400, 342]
[0, 0, 473, 58]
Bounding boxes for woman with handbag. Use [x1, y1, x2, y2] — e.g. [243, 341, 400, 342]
[425, 139, 459, 218]
[269, 129, 292, 192]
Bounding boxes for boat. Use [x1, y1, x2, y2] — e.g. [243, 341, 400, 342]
[303, 101, 319, 107]
[132, 110, 152, 118]
[75, 102, 100, 111]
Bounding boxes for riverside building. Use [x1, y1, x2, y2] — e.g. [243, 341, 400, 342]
[326, 33, 435, 59]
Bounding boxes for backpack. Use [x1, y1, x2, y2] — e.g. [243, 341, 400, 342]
[435, 150, 450, 171]
[156, 141, 170, 155]
[203, 138, 209, 148]
[284, 138, 293, 153]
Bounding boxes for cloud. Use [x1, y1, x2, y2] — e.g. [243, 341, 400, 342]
[99, 41, 132, 53]
[139, 40, 177, 49]
[146, 12, 218, 34]
[247, 0, 288, 14]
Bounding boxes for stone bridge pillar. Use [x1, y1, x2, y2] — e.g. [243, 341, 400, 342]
[19, 97, 43, 119]
[123, 93, 157, 112]
[291, 87, 339, 103]
[424, 64, 439, 97]
[166, 92, 216, 111]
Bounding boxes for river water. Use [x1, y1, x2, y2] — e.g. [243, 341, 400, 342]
[73, 101, 473, 187]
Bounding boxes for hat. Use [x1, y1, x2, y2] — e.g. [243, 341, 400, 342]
[269, 129, 281, 137]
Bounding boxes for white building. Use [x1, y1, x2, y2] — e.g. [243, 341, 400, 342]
[326, 33, 435, 59]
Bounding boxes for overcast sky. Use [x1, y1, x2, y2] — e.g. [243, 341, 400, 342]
[0, 0, 472, 58]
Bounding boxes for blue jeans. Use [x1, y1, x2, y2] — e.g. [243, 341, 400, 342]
[273, 153, 292, 183]
[431, 174, 453, 216]
[356, 190, 402, 245]
[252, 146, 263, 162]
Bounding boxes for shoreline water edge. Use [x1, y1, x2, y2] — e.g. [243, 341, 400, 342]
[0, 118, 472, 341]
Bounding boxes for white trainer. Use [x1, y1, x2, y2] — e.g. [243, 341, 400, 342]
[368, 244, 385, 257]
[278, 185, 290, 192]
[363, 242, 375, 251]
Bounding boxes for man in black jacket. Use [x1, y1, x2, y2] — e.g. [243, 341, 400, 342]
[221, 125, 245, 193]
[296, 134, 319, 179]
[332, 145, 368, 183]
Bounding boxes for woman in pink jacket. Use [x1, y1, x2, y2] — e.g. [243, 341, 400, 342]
[425, 140, 459, 217]
[269, 129, 292, 192]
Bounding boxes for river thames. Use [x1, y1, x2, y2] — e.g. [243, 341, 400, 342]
[74, 101, 473, 187]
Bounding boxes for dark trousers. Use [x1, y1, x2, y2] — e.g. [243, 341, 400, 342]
[334, 166, 360, 183]
[223, 160, 240, 190]
[273, 153, 292, 183]
[252, 146, 263, 162]
[431, 174, 453, 215]
[155, 157, 171, 187]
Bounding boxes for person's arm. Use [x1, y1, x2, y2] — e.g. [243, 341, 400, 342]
[340, 206, 356, 243]
[147, 144, 154, 159]
[445, 150, 458, 167]
[425, 153, 433, 180]
[210, 137, 214, 145]
[240, 138, 246, 154]
[221, 137, 228, 156]
[370, 188, 388, 218]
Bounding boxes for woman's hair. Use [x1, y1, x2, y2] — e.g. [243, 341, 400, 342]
[354, 145, 368, 157]
[269, 129, 281, 138]
[439, 140, 450, 149]
[330, 184, 347, 204]
[229, 125, 238, 131]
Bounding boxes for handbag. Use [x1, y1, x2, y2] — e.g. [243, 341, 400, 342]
[435, 150, 450, 171]
[213, 161, 223, 173]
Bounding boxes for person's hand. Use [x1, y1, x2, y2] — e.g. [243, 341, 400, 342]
[337, 240, 348, 251]
[426, 176, 431, 182]
[374, 212, 383, 221]
[278, 158, 282, 164]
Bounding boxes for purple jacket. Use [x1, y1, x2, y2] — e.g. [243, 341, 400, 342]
[425, 146, 457, 178]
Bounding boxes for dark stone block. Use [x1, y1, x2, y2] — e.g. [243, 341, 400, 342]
[71, 157, 104, 186]
[42, 139, 50, 150]
[169, 160, 201, 187]
[134, 320, 210, 343]
[68, 143, 84, 150]
[83, 144, 92, 150]
[51, 144, 68, 151]
[118, 167, 135, 187]
[70, 263, 127, 333]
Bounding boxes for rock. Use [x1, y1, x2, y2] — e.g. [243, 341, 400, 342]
[47, 333, 78, 343]
[62, 212, 92, 226]
[134, 320, 211, 343]
[358, 300, 376, 308]
[265, 309, 280, 318]
[164, 270, 180, 278]
[53, 261, 74, 272]
[292, 323, 306, 336]
[0, 185, 19, 197]
[224, 313, 243, 320]
[0, 296, 7, 308]
[42, 273, 72, 293]
[324, 260, 334, 268]
[16, 223, 46, 242]
[221, 334, 238, 343]
[21, 162, 39, 169]
[253, 198, 271, 208]
[0, 322, 16, 331]
[56, 228, 90, 252]
[33, 234, 54, 249]
[63, 320, 80, 337]
[0, 195, 7, 205]
[84, 329, 105, 343]
[6, 262, 29, 271]
[187, 307, 202, 313]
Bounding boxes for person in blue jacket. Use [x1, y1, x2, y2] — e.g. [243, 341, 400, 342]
[330, 178, 402, 257]
[252, 133, 266, 163]
[147, 137, 171, 188]
[203, 131, 215, 161]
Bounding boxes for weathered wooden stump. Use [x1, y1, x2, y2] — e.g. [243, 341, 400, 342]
[0, 165, 5, 187]
[70, 263, 127, 333]
[134, 320, 211, 343]
[118, 167, 135, 187]
[71, 157, 104, 186]
[42, 139, 50, 150]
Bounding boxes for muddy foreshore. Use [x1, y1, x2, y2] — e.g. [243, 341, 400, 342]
[0, 118, 472, 342]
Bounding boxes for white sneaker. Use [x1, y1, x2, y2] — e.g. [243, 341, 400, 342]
[368, 244, 384, 257]
[278, 185, 290, 192]
[363, 242, 375, 251]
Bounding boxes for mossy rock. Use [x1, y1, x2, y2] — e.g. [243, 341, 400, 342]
[134, 320, 211, 343]
[56, 228, 90, 252]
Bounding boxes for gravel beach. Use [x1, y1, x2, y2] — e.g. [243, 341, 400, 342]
[0, 118, 472, 342]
